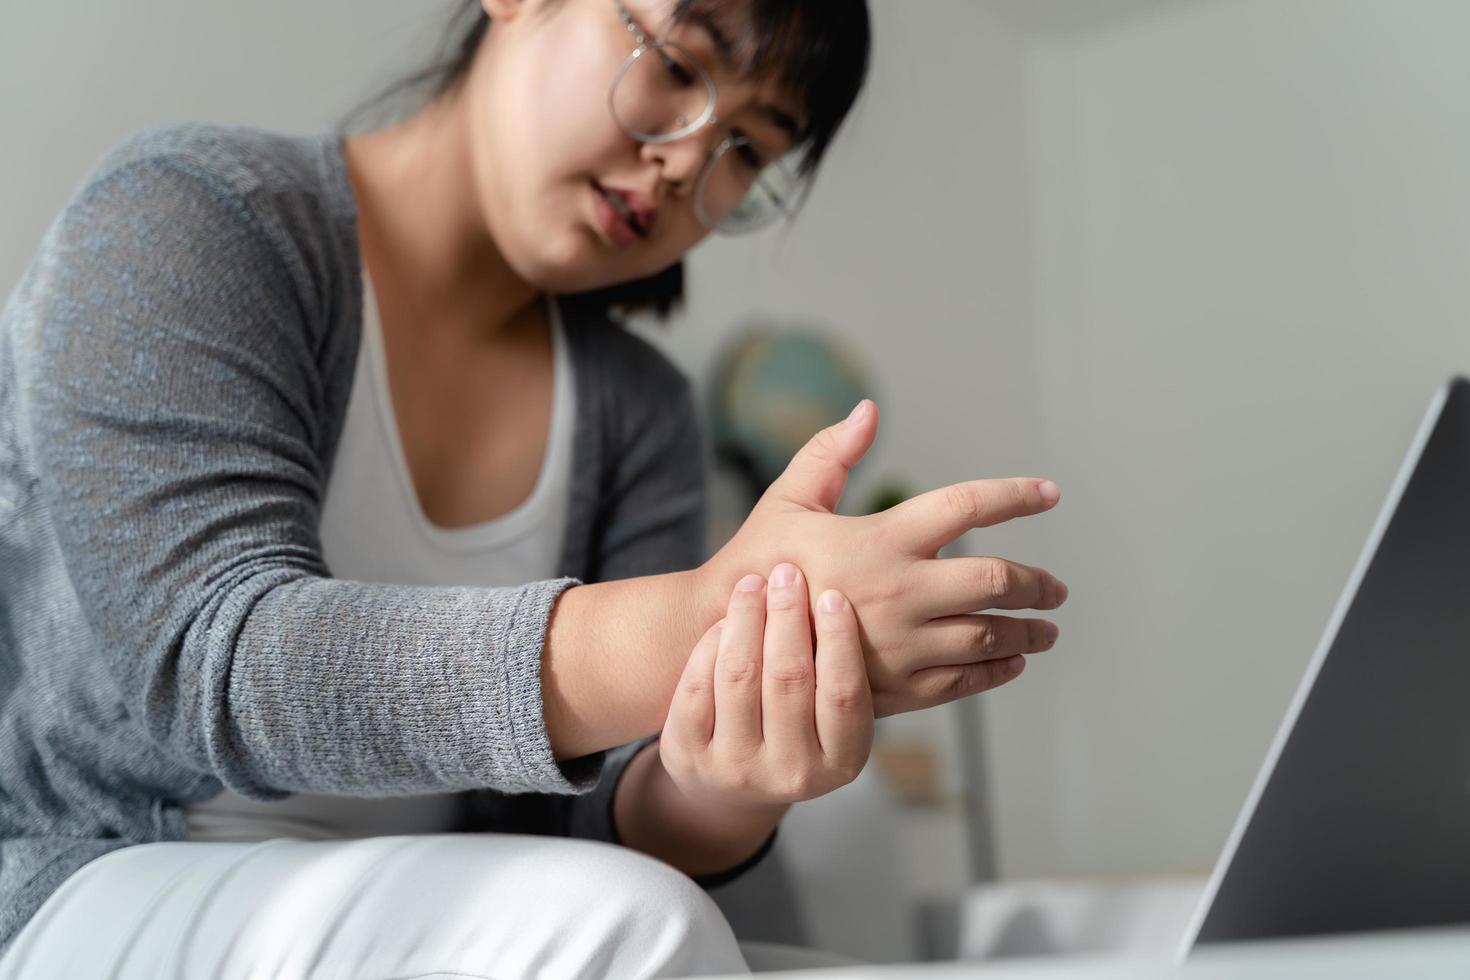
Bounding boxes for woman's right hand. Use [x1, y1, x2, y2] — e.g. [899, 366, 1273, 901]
[697, 400, 1067, 719]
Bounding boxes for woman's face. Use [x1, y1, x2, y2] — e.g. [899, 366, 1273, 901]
[467, 0, 806, 293]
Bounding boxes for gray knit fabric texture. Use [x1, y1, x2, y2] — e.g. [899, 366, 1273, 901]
[0, 121, 749, 955]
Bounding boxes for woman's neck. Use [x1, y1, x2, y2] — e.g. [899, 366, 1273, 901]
[343, 96, 542, 345]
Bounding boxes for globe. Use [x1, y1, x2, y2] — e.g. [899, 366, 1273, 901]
[707, 324, 873, 502]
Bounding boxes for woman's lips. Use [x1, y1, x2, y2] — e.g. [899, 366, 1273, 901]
[591, 181, 644, 249]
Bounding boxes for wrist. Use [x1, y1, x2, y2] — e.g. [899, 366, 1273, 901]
[544, 568, 732, 761]
[692, 553, 758, 631]
[690, 558, 731, 621]
[679, 564, 727, 632]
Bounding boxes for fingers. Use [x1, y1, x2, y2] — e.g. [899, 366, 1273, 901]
[813, 589, 874, 775]
[763, 400, 879, 515]
[665, 619, 722, 748]
[910, 556, 1068, 620]
[881, 478, 1060, 558]
[906, 613, 1059, 672]
[905, 654, 1028, 712]
[761, 563, 817, 754]
[714, 573, 768, 750]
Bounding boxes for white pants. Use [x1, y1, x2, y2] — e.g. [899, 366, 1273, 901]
[0, 834, 756, 979]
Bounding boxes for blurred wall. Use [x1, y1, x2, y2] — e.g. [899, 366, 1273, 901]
[980, 0, 1470, 878]
[0, 0, 467, 289]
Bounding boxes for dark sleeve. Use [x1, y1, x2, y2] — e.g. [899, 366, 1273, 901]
[588, 347, 710, 582]
[18, 151, 604, 801]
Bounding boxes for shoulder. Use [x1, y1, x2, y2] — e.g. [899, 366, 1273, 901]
[43, 122, 358, 359]
[66, 121, 354, 300]
[10, 122, 362, 430]
[85, 120, 338, 212]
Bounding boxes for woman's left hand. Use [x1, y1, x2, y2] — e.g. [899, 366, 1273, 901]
[659, 562, 875, 816]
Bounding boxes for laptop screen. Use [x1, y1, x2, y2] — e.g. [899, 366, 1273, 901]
[1184, 376, 1470, 951]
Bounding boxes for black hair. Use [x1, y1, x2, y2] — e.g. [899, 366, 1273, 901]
[339, 0, 871, 322]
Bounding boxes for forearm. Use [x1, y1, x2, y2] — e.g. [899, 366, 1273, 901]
[612, 738, 788, 878]
[543, 567, 730, 760]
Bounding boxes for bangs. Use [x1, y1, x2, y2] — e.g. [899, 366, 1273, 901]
[669, 0, 871, 179]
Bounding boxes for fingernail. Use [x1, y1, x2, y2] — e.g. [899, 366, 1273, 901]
[1055, 580, 1069, 604]
[1008, 656, 1026, 675]
[844, 400, 867, 429]
[819, 589, 846, 613]
[1044, 623, 1059, 645]
[770, 563, 798, 588]
[1038, 481, 1060, 505]
[737, 573, 765, 593]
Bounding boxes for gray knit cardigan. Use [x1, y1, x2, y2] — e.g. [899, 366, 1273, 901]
[0, 121, 771, 955]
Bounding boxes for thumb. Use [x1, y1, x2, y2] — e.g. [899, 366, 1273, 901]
[765, 400, 878, 514]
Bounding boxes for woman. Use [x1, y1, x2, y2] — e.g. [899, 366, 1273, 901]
[0, 0, 1066, 975]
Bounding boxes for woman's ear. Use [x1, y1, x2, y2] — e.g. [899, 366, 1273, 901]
[480, 0, 526, 20]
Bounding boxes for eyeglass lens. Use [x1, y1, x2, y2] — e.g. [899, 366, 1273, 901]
[611, 40, 795, 232]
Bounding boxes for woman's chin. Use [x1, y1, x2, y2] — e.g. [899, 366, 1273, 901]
[503, 239, 602, 294]
[517, 243, 660, 296]
[523, 262, 626, 296]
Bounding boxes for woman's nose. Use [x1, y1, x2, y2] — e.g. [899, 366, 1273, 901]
[641, 134, 710, 196]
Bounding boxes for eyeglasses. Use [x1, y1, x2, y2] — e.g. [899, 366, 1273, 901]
[607, 0, 808, 235]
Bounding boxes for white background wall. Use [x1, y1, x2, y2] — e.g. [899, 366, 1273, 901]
[5, 0, 1470, 891]
[0, 0, 463, 283]
[980, 0, 1470, 879]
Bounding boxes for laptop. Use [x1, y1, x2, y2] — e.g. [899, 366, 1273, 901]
[1179, 375, 1470, 958]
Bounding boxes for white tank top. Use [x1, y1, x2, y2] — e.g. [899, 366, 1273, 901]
[185, 267, 576, 842]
